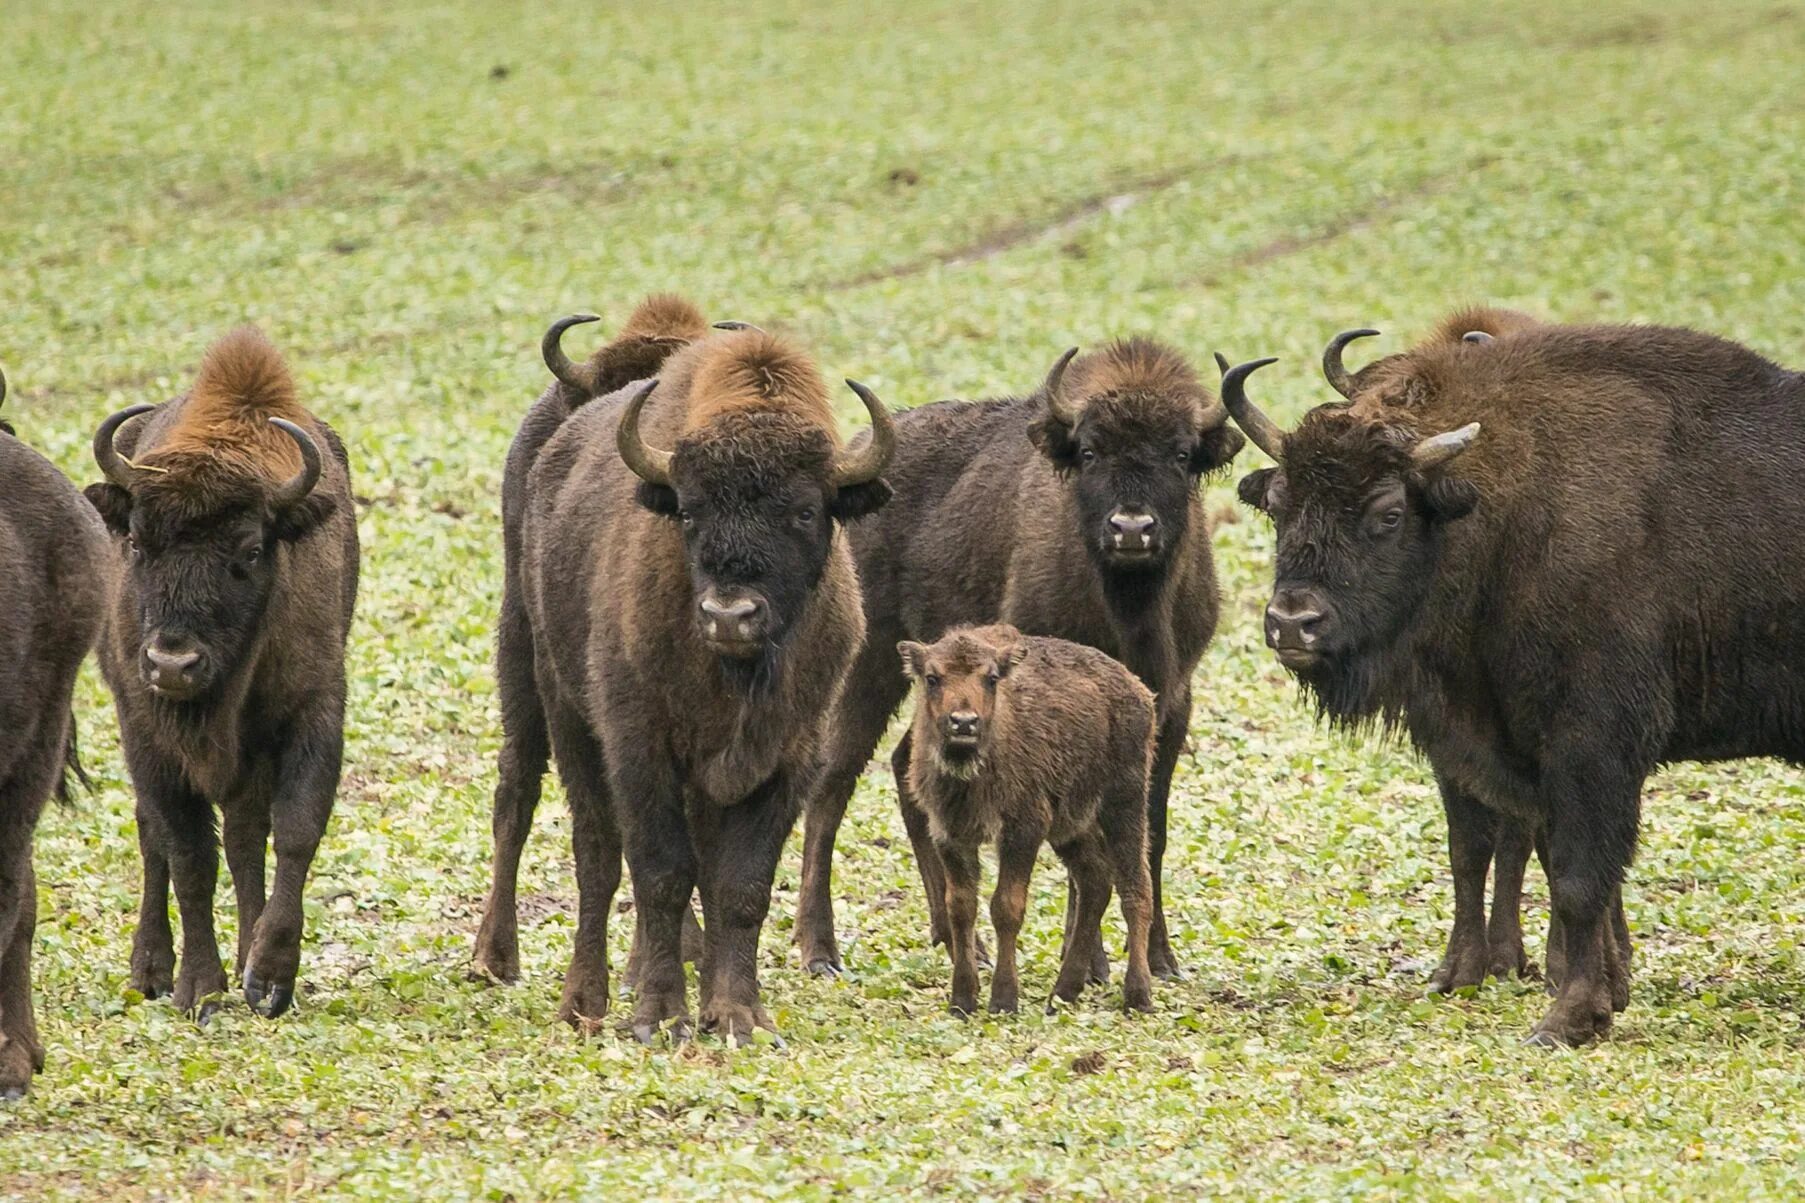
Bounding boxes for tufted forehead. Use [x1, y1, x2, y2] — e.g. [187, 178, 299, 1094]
[924, 624, 1022, 673]
[129, 447, 283, 524]
[671, 409, 835, 499]
[1283, 408, 1419, 502]
[1068, 338, 1210, 435]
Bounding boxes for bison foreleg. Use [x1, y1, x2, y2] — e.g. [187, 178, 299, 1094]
[128, 799, 176, 1000]
[694, 775, 796, 1047]
[244, 723, 340, 1019]
[1427, 776, 1496, 994]
[937, 839, 984, 1017]
[220, 803, 270, 979]
[987, 826, 1042, 1015]
[1143, 693, 1190, 980]
[616, 757, 695, 1044]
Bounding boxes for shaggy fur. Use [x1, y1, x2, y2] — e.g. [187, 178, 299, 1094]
[478, 307, 889, 1044]
[0, 428, 109, 1097]
[1236, 313, 1805, 1045]
[900, 626, 1156, 1016]
[86, 328, 358, 1023]
[572, 294, 712, 403]
[795, 338, 1241, 980]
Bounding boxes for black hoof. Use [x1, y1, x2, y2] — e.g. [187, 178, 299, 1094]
[806, 958, 843, 979]
[631, 1024, 657, 1046]
[244, 970, 295, 1019]
[194, 998, 222, 1026]
[1, 1086, 26, 1102]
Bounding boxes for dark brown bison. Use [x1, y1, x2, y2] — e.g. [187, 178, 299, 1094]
[1228, 311, 1805, 1045]
[795, 339, 1243, 980]
[86, 328, 358, 1020]
[899, 625, 1156, 1016]
[496, 317, 893, 1043]
[0, 369, 110, 1097]
[474, 296, 716, 989]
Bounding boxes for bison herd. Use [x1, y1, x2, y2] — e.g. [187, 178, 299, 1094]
[2, 297, 1804, 1093]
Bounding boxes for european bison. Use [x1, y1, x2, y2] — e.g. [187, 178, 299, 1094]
[1227, 311, 1805, 1045]
[474, 296, 715, 989]
[0, 369, 109, 1097]
[899, 625, 1156, 1016]
[86, 328, 358, 1020]
[499, 317, 894, 1043]
[795, 339, 1244, 979]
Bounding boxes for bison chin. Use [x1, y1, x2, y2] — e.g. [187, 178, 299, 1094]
[1292, 649, 1396, 731]
[928, 738, 985, 781]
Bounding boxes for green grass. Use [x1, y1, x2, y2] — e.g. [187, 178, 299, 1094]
[5, 0, 1805, 1197]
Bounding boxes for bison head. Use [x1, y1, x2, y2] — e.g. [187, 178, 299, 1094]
[86, 406, 334, 703]
[1226, 341, 1480, 719]
[1028, 339, 1243, 577]
[898, 625, 1027, 780]
[617, 377, 894, 679]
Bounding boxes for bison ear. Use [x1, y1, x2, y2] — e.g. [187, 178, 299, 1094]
[897, 641, 928, 678]
[1027, 413, 1080, 474]
[1236, 468, 1277, 514]
[1420, 475, 1479, 521]
[634, 481, 681, 517]
[1193, 425, 1245, 475]
[84, 483, 133, 535]
[996, 644, 1029, 678]
[271, 493, 339, 542]
[830, 478, 892, 523]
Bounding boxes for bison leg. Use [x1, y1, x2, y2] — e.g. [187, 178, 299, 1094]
[1049, 836, 1112, 1008]
[795, 662, 905, 977]
[1427, 777, 1495, 994]
[220, 803, 270, 979]
[615, 756, 695, 1043]
[1527, 777, 1636, 1048]
[987, 825, 1043, 1015]
[1485, 815, 1535, 981]
[0, 835, 42, 1098]
[1060, 876, 1109, 985]
[244, 722, 340, 1019]
[1143, 692, 1190, 980]
[474, 596, 550, 985]
[694, 775, 796, 1046]
[544, 698, 619, 1028]
[1535, 826, 1566, 991]
[128, 800, 175, 1000]
[625, 895, 702, 990]
[937, 839, 984, 1017]
[159, 791, 228, 1020]
[1098, 773, 1156, 1014]
[1607, 885, 1632, 1013]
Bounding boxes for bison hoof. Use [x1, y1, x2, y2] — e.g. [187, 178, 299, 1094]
[1, 1086, 25, 1103]
[631, 1018, 693, 1047]
[243, 970, 294, 1019]
[805, 958, 844, 979]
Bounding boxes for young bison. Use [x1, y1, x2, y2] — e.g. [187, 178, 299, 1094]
[0, 369, 110, 1097]
[87, 328, 358, 1020]
[899, 625, 1156, 1016]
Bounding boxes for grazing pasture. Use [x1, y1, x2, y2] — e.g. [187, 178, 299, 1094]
[4, 0, 1805, 1197]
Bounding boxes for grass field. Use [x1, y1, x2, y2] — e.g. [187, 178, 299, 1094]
[5, 0, 1805, 1197]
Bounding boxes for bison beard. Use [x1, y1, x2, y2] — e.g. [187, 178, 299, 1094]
[1232, 316, 1805, 1046]
[0, 415, 110, 1098]
[485, 323, 891, 1045]
[794, 337, 1243, 981]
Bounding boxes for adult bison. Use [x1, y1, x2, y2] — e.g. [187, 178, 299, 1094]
[0, 369, 110, 1096]
[795, 338, 1245, 979]
[1227, 312, 1805, 1045]
[86, 328, 358, 1020]
[474, 296, 715, 987]
[496, 318, 893, 1043]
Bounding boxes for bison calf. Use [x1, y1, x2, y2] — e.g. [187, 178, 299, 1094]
[87, 328, 358, 1020]
[0, 369, 109, 1097]
[899, 625, 1156, 1016]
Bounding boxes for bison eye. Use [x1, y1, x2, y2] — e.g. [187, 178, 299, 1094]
[795, 506, 816, 526]
[244, 546, 262, 565]
[1079, 448, 1096, 465]
[1177, 450, 1190, 465]
[924, 673, 942, 689]
[1376, 508, 1403, 533]
[678, 509, 694, 527]
[126, 535, 142, 557]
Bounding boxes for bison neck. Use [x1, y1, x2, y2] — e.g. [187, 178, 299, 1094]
[1096, 565, 1182, 700]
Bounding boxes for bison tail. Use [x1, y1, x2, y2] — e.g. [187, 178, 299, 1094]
[55, 716, 93, 807]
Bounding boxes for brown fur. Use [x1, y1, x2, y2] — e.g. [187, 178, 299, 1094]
[146, 327, 309, 478]
[663, 330, 838, 437]
[1066, 337, 1215, 426]
[576, 295, 714, 401]
[900, 625, 1156, 1015]
[1428, 306, 1541, 345]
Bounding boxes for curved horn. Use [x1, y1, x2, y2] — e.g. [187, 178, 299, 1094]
[543, 314, 601, 394]
[267, 418, 324, 507]
[1323, 328, 1381, 398]
[712, 320, 765, 333]
[1219, 357, 1284, 461]
[1462, 330, 1494, 344]
[92, 404, 159, 489]
[1042, 347, 1081, 427]
[830, 379, 897, 487]
[0, 365, 7, 411]
[615, 381, 673, 486]
[1411, 422, 1481, 472]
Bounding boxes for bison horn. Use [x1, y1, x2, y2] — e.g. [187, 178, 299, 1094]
[830, 379, 897, 487]
[1042, 347, 1081, 428]
[615, 380, 673, 486]
[267, 418, 324, 506]
[1323, 328, 1381, 399]
[1462, 330, 1494, 344]
[712, 320, 765, 333]
[92, 404, 160, 489]
[1411, 422, 1481, 472]
[543, 314, 601, 394]
[0, 364, 6, 410]
[1219, 357, 1284, 462]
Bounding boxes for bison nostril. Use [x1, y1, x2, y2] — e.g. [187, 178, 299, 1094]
[1266, 603, 1327, 645]
[1108, 511, 1157, 535]
[945, 712, 981, 738]
[700, 597, 761, 622]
